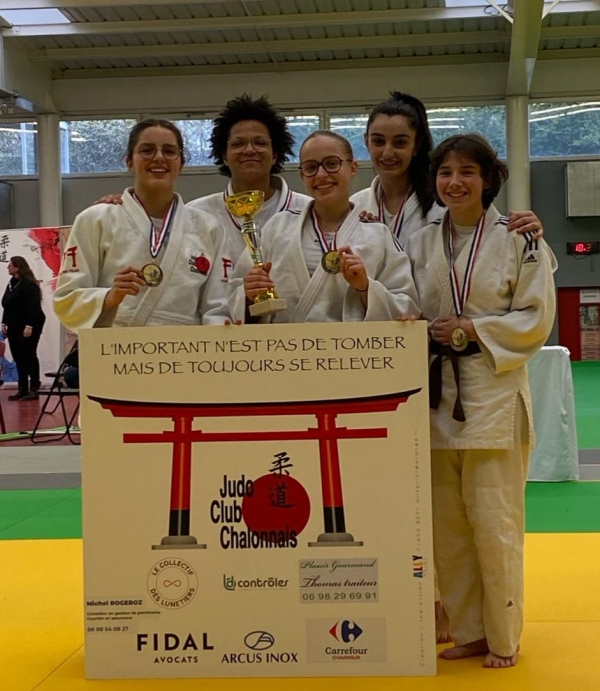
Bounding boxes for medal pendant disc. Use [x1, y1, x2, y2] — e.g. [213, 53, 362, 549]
[321, 250, 341, 275]
[451, 327, 468, 352]
[141, 263, 163, 287]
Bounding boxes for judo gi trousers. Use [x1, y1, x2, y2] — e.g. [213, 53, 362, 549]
[431, 400, 529, 657]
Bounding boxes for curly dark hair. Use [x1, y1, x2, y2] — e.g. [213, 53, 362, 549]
[366, 91, 434, 217]
[429, 133, 509, 209]
[210, 94, 294, 177]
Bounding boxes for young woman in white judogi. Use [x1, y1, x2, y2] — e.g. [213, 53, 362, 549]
[351, 91, 548, 249]
[229, 130, 419, 324]
[54, 119, 231, 331]
[405, 134, 556, 669]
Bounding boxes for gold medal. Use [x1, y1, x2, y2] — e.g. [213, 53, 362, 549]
[450, 327, 468, 352]
[321, 250, 341, 275]
[141, 263, 163, 288]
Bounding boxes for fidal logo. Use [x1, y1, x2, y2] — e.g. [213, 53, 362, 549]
[329, 620, 363, 643]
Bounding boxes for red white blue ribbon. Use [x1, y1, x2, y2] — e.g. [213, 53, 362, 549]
[133, 192, 177, 259]
[376, 182, 412, 240]
[447, 211, 486, 317]
[311, 207, 337, 254]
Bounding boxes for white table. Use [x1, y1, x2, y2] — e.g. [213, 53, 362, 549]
[528, 346, 579, 482]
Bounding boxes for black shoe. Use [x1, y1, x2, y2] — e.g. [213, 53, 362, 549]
[21, 391, 39, 401]
[8, 389, 27, 401]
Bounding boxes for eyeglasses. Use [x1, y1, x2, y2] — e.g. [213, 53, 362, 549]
[227, 137, 272, 152]
[298, 156, 352, 177]
[135, 144, 182, 160]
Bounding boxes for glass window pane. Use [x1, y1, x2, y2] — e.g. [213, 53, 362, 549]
[61, 119, 136, 174]
[329, 114, 369, 160]
[0, 123, 37, 175]
[171, 119, 214, 166]
[530, 102, 600, 157]
[428, 106, 507, 158]
[286, 115, 321, 161]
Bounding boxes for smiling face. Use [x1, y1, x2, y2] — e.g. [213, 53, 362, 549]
[223, 119, 277, 188]
[299, 134, 358, 208]
[127, 126, 183, 194]
[365, 114, 418, 187]
[436, 152, 487, 224]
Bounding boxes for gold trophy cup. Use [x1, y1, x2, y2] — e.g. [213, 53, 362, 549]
[225, 190, 287, 317]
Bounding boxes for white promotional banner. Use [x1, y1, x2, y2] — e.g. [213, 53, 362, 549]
[0, 227, 68, 383]
[80, 322, 435, 679]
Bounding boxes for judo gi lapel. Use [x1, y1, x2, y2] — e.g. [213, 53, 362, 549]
[123, 190, 188, 327]
[289, 204, 360, 324]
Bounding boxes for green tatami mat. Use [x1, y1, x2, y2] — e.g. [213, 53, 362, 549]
[526, 482, 600, 533]
[0, 488, 82, 540]
[1, 483, 600, 539]
[571, 361, 600, 450]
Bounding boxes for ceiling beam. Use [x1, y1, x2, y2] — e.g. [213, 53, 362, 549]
[51, 52, 507, 82]
[28, 30, 509, 62]
[2, 7, 497, 38]
[506, 0, 544, 96]
[0, 0, 598, 9]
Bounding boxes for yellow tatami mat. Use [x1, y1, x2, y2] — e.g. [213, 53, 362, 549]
[2, 534, 600, 691]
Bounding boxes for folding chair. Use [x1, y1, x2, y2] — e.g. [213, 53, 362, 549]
[31, 343, 80, 445]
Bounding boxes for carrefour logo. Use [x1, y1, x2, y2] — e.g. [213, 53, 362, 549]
[329, 620, 363, 643]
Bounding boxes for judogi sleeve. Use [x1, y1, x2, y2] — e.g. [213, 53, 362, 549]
[227, 248, 255, 324]
[473, 235, 556, 373]
[343, 231, 421, 322]
[199, 215, 234, 325]
[53, 207, 114, 332]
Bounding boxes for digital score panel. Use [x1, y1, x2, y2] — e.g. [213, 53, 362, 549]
[566, 242, 600, 256]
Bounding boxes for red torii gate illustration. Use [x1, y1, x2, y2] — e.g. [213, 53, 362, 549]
[90, 389, 420, 550]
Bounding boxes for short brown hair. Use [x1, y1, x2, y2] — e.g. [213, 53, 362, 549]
[429, 133, 509, 209]
[300, 130, 354, 160]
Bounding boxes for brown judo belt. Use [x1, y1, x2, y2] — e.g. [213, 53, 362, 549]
[428, 340, 481, 423]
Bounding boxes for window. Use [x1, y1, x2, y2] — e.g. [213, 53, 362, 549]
[0, 123, 37, 176]
[329, 114, 369, 160]
[286, 115, 322, 161]
[171, 119, 214, 167]
[61, 119, 136, 174]
[428, 106, 506, 158]
[530, 102, 600, 157]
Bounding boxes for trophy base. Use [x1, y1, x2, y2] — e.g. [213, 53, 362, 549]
[249, 298, 287, 317]
[308, 532, 364, 547]
[152, 535, 207, 550]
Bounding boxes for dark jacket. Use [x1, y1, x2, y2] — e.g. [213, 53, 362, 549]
[2, 277, 46, 331]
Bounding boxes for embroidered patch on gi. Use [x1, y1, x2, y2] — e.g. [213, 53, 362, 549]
[523, 253, 538, 265]
[190, 254, 210, 275]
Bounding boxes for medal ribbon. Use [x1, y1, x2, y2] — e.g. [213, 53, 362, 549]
[376, 182, 412, 240]
[447, 211, 486, 317]
[311, 207, 338, 255]
[133, 192, 177, 259]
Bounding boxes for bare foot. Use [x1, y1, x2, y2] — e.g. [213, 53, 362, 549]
[435, 601, 452, 644]
[483, 649, 519, 668]
[439, 638, 488, 660]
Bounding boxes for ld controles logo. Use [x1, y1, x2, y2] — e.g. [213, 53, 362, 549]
[244, 631, 275, 651]
[147, 559, 198, 609]
[329, 620, 363, 643]
[223, 574, 289, 591]
[221, 631, 299, 665]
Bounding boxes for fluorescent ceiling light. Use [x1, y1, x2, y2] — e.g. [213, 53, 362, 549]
[0, 9, 70, 25]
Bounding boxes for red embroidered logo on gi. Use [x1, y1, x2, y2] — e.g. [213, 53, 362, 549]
[190, 254, 210, 275]
[222, 257, 233, 282]
[65, 246, 78, 268]
[60, 245, 79, 274]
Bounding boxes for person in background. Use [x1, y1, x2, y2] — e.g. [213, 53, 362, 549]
[1, 256, 46, 401]
[405, 133, 556, 668]
[54, 119, 230, 332]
